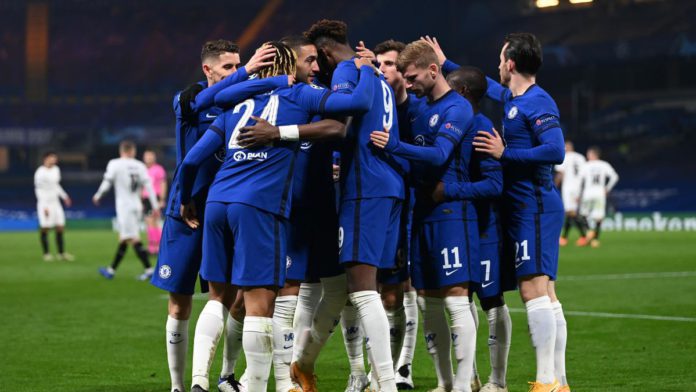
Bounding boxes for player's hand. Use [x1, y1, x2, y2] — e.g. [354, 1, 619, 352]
[92, 196, 100, 206]
[43, 208, 50, 217]
[354, 56, 375, 71]
[431, 182, 446, 204]
[64, 197, 72, 208]
[244, 44, 276, 74]
[473, 128, 505, 160]
[332, 164, 340, 182]
[151, 208, 161, 220]
[370, 128, 396, 151]
[420, 35, 447, 66]
[287, 74, 295, 86]
[238, 116, 279, 148]
[180, 202, 199, 229]
[356, 40, 376, 62]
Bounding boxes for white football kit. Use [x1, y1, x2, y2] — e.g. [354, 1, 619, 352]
[94, 157, 159, 240]
[34, 165, 69, 228]
[578, 159, 619, 224]
[555, 151, 586, 213]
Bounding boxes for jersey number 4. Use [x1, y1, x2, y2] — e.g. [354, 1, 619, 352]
[228, 96, 279, 149]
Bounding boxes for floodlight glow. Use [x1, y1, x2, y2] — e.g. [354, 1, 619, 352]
[569, 0, 593, 4]
[536, 0, 560, 8]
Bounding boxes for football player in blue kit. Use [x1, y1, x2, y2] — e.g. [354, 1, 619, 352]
[149, 39, 275, 392]
[289, 20, 405, 392]
[370, 40, 480, 392]
[437, 66, 513, 392]
[427, 34, 567, 392]
[178, 41, 378, 392]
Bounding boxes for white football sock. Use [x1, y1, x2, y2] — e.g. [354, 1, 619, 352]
[273, 295, 298, 391]
[166, 316, 188, 392]
[243, 316, 274, 391]
[552, 301, 568, 386]
[296, 274, 347, 372]
[418, 296, 453, 390]
[486, 305, 511, 387]
[191, 300, 226, 390]
[221, 314, 244, 378]
[292, 282, 322, 363]
[386, 306, 406, 365]
[445, 296, 476, 392]
[396, 290, 418, 370]
[526, 296, 556, 384]
[349, 290, 397, 392]
[469, 300, 480, 382]
[341, 304, 366, 375]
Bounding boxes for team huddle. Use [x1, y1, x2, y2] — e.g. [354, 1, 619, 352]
[95, 18, 573, 392]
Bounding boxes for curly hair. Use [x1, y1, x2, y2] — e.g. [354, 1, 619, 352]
[374, 39, 406, 56]
[304, 19, 349, 46]
[257, 41, 297, 79]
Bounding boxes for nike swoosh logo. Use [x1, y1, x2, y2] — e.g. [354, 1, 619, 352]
[481, 281, 495, 288]
[346, 336, 359, 342]
[445, 269, 459, 276]
[169, 339, 184, 344]
[515, 261, 525, 268]
[205, 113, 217, 119]
[283, 344, 293, 349]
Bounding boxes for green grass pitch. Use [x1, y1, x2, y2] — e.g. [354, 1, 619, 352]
[1, 229, 695, 391]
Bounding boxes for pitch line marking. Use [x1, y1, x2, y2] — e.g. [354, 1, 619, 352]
[156, 295, 696, 322]
[508, 308, 696, 322]
[559, 271, 696, 281]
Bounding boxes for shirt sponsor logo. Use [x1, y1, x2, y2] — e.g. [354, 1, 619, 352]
[414, 134, 426, 146]
[300, 141, 313, 150]
[507, 106, 518, 119]
[444, 122, 462, 135]
[429, 114, 439, 127]
[233, 151, 268, 161]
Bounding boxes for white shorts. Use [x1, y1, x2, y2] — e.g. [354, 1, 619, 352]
[37, 202, 65, 228]
[116, 208, 143, 240]
[580, 196, 606, 223]
[562, 184, 581, 213]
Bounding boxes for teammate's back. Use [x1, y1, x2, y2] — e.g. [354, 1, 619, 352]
[101, 157, 151, 211]
[332, 59, 404, 201]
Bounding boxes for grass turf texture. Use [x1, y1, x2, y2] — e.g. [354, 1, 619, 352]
[1, 229, 695, 391]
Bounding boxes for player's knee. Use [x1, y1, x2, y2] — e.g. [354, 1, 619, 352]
[168, 293, 193, 319]
[380, 285, 403, 311]
[518, 275, 550, 302]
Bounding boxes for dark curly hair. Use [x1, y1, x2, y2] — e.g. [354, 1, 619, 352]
[304, 19, 349, 47]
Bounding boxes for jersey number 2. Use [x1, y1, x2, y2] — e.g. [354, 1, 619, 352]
[228, 96, 279, 149]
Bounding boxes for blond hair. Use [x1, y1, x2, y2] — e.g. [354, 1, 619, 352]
[257, 41, 297, 79]
[396, 40, 439, 73]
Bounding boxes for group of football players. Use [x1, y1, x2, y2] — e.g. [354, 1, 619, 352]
[145, 18, 572, 392]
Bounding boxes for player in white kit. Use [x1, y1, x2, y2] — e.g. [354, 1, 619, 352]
[93, 140, 160, 280]
[34, 151, 74, 262]
[555, 141, 587, 246]
[578, 146, 619, 248]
